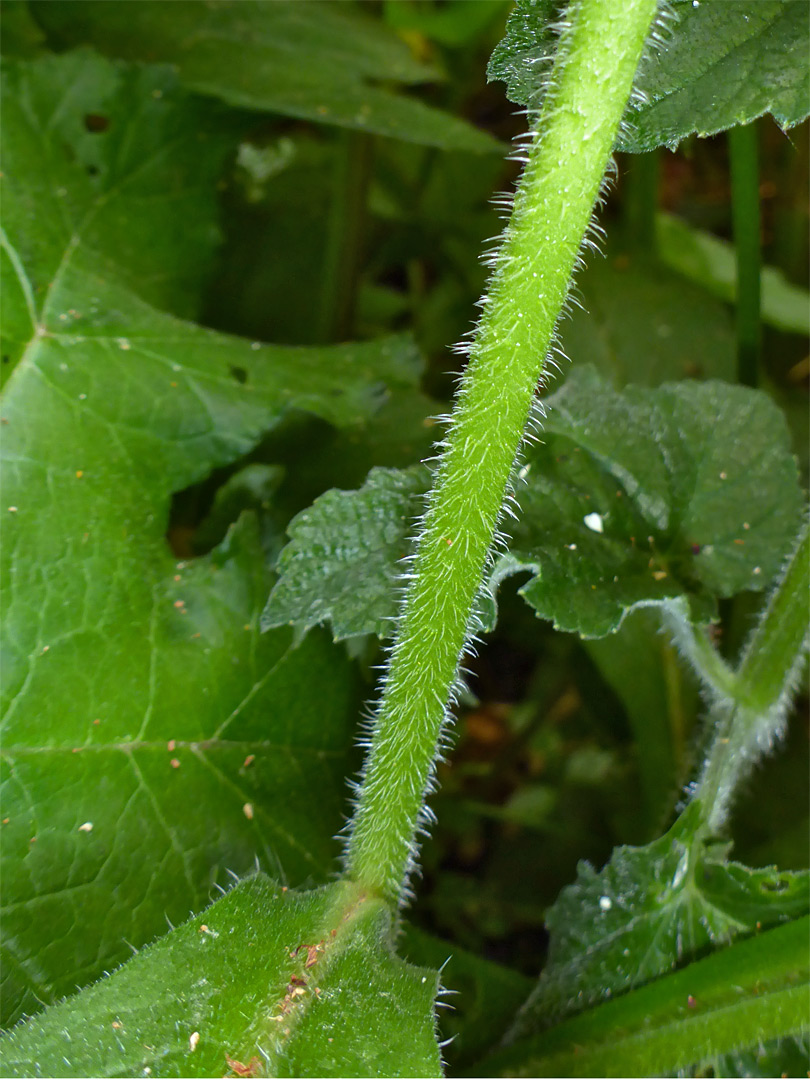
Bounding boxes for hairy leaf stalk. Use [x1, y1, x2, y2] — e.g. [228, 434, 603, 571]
[346, 0, 659, 904]
[696, 516, 809, 832]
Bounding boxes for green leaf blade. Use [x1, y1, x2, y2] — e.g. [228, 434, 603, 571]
[481, 916, 810, 1078]
[488, 1, 810, 153]
[0, 878, 442, 1078]
[262, 369, 804, 646]
[1, 50, 423, 1026]
[512, 367, 804, 637]
[32, 1, 502, 153]
[262, 466, 430, 641]
[619, 0, 810, 153]
[511, 802, 810, 1035]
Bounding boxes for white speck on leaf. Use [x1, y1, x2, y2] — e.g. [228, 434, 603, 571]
[78, 822, 93, 832]
[189, 1031, 200, 1052]
[599, 895, 612, 911]
[584, 512, 604, 534]
[671, 851, 689, 890]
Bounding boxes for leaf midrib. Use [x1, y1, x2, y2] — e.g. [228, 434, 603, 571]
[1, 739, 345, 756]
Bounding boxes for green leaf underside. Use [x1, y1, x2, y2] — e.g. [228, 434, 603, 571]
[485, 0, 559, 113]
[512, 802, 810, 1034]
[0, 52, 421, 1024]
[480, 916, 810, 1078]
[30, 0, 501, 153]
[488, 0, 810, 152]
[264, 368, 802, 643]
[0, 877, 442, 1079]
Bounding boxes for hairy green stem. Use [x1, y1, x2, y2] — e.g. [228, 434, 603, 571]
[695, 517, 809, 831]
[345, 0, 658, 905]
[729, 122, 761, 388]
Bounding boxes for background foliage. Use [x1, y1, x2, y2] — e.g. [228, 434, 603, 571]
[1, 1, 808, 1076]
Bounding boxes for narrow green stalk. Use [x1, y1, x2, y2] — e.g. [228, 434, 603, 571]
[623, 148, 659, 253]
[346, 0, 659, 905]
[661, 602, 737, 702]
[696, 517, 809, 831]
[729, 122, 761, 388]
[318, 131, 374, 342]
[735, 516, 809, 710]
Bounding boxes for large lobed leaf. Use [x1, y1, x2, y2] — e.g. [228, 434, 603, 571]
[512, 366, 803, 636]
[0, 51, 422, 1025]
[29, 0, 501, 153]
[488, 0, 809, 151]
[263, 368, 803, 642]
[0, 877, 442, 1078]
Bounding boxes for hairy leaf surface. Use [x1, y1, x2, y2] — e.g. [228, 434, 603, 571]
[32, 0, 501, 152]
[488, 0, 810, 151]
[0, 877, 442, 1078]
[263, 466, 429, 641]
[401, 925, 533, 1071]
[618, 0, 810, 152]
[0, 52, 421, 1024]
[514, 367, 803, 636]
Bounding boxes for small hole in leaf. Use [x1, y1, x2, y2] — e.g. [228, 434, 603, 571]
[761, 877, 789, 893]
[84, 113, 109, 133]
[229, 366, 248, 385]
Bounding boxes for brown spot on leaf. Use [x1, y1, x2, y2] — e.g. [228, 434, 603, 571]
[225, 1054, 261, 1077]
[84, 113, 109, 133]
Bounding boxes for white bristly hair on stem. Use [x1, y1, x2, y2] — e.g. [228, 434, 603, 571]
[344, 0, 663, 908]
